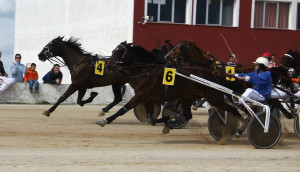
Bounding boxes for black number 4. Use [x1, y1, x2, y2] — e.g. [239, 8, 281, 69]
[97, 63, 102, 72]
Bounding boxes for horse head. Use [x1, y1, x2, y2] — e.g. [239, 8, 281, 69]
[166, 40, 211, 66]
[279, 50, 300, 69]
[106, 41, 132, 69]
[108, 41, 164, 67]
[38, 36, 64, 61]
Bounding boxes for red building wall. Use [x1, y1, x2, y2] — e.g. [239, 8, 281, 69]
[133, 0, 300, 65]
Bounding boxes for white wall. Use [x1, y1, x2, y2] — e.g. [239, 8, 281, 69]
[0, 82, 113, 104]
[14, 0, 134, 84]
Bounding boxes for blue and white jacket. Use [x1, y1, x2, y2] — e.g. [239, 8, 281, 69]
[10, 62, 27, 82]
[237, 70, 272, 100]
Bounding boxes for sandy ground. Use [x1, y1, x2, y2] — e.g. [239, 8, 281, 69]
[0, 104, 299, 172]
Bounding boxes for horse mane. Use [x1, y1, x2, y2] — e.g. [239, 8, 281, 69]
[131, 45, 165, 64]
[63, 37, 97, 57]
[186, 41, 214, 65]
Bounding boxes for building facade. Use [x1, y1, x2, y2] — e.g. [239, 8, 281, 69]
[133, 0, 300, 64]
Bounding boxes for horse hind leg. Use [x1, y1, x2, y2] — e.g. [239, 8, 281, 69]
[162, 98, 194, 134]
[97, 92, 145, 127]
[99, 84, 123, 116]
[77, 88, 87, 106]
[96, 107, 127, 127]
[79, 92, 99, 106]
[144, 102, 156, 126]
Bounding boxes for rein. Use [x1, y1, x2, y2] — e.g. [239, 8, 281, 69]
[47, 57, 67, 68]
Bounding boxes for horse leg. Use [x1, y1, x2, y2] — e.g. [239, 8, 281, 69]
[98, 83, 124, 116]
[77, 88, 98, 107]
[268, 99, 294, 119]
[144, 102, 156, 126]
[162, 98, 195, 134]
[42, 84, 79, 117]
[77, 88, 87, 106]
[96, 91, 144, 127]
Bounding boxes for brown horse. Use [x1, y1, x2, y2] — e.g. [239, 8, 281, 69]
[96, 41, 248, 130]
[169, 41, 293, 119]
[38, 36, 131, 117]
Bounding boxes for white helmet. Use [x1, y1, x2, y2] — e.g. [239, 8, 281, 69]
[254, 57, 269, 67]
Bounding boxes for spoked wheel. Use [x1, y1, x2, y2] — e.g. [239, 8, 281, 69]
[133, 103, 161, 122]
[162, 102, 189, 129]
[294, 115, 300, 138]
[247, 111, 281, 149]
[208, 108, 239, 141]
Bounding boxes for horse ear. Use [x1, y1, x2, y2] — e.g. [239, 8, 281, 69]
[121, 41, 127, 44]
[128, 43, 133, 47]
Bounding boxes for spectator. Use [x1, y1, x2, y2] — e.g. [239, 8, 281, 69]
[42, 64, 63, 84]
[227, 54, 238, 66]
[0, 51, 15, 94]
[24, 63, 39, 93]
[268, 54, 277, 68]
[10, 53, 29, 82]
[0, 51, 8, 77]
[261, 52, 272, 59]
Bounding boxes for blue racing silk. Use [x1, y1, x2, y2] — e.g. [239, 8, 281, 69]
[238, 70, 272, 100]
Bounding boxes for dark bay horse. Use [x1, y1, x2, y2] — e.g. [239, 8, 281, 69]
[96, 41, 247, 129]
[174, 41, 295, 116]
[38, 36, 131, 117]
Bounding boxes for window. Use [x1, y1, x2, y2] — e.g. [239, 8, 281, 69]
[254, 1, 289, 29]
[195, 0, 234, 26]
[147, 0, 187, 23]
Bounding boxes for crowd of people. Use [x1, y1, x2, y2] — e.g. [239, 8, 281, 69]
[0, 51, 63, 95]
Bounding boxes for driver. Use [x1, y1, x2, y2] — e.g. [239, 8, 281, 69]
[234, 57, 272, 102]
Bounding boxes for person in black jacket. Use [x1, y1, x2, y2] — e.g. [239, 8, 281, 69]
[0, 51, 15, 94]
[42, 64, 63, 84]
[0, 51, 8, 77]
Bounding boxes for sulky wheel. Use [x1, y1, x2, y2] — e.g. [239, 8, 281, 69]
[247, 111, 281, 149]
[208, 108, 239, 141]
[162, 102, 188, 129]
[294, 115, 300, 138]
[133, 103, 161, 122]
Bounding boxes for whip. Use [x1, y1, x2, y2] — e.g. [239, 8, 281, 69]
[220, 34, 238, 63]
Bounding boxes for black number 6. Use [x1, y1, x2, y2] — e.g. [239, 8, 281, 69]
[166, 71, 173, 82]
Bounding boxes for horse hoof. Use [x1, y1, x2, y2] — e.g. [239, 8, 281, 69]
[162, 126, 170, 134]
[147, 119, 156, 126]
[98, 111, 106, 117]
[42, 111, 50, 117]
[96, 119, 107, 127]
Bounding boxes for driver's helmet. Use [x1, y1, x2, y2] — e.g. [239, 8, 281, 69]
[254, 57, 269, 67]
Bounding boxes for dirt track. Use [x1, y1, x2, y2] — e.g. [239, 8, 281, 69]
[0, 104, 299, 171]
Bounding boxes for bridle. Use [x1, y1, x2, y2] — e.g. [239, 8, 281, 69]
[279, 53, 294, 70]
[43, 41, 67, 68]
[165, 41, 212, 67]
[164, 41, 189, 65]
[111, 44, 129, 64]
